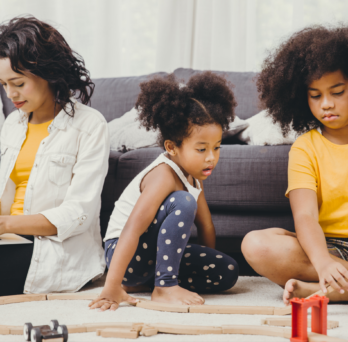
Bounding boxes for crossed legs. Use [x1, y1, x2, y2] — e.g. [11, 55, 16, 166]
[241, 228, 348, 304]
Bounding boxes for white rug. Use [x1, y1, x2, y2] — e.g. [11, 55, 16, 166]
[1, 276, 347, 341]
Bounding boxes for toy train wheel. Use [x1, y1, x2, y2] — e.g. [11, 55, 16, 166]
[57, 325, 68, 342]
[49, 319, 59, 331]
[23, 323, 33, 341]
[31, 327, 42, 342]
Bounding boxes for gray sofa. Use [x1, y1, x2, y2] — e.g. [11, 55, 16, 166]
[0, 68, 294, 261]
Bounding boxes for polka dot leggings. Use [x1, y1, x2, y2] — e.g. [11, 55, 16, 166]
[105, 191, 239, 294]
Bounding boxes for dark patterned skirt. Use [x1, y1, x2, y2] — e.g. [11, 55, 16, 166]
[326, 237, 348, 261]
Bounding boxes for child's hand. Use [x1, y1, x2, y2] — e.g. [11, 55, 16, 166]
[317, 260, 348, 294]
[88, 286, 139, 311]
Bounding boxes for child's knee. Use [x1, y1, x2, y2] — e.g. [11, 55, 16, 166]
[167, 191, 197, 212]
[241, 230, 274, 264]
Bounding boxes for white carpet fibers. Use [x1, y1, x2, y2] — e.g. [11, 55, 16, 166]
[0, 276, 347, 341]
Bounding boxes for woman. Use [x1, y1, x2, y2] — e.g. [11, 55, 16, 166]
[0, 16, 109, 295]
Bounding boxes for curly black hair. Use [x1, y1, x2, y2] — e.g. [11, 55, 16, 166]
[0, 16, 94, 116]
[135, 71, 237, 147]
[257, 25, 348, 135]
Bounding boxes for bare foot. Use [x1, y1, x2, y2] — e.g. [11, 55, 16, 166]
[151, 286, 205, 306]
[122, 284, 151, 293]
[283, 279, 320, 305]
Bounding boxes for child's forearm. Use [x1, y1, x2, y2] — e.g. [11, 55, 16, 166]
[295, 213, 331, 270]
[104, 230, 140, 290]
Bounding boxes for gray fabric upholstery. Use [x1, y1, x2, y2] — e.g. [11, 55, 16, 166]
[91, 72, 167, 122]
[108, 146, 291, 213]
[173, 68, 261, 120]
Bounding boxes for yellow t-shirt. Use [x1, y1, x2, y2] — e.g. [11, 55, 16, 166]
[10, 119, 53, 215]
[286, 129, 348, 238]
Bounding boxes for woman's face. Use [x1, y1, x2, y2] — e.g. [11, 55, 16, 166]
[0, 58, 53, 113]
[307, 70, 348, 131]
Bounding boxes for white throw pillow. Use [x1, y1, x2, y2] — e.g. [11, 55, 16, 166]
[222, 116, 249, 139]
[237, 110, 299, 145]
[108, 107, 159, 152]
[108, 107, 250, 152]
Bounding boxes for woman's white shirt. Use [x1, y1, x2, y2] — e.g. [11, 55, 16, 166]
[0, 99, 109, 293]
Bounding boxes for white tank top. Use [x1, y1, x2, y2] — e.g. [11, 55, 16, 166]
[104, 153, 202, 241]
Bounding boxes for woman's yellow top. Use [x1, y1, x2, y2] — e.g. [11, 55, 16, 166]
[10, 119, 53, 215]
[286, 129, 348, 238]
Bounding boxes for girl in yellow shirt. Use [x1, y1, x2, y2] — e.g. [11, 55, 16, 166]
[242, 26, 348, 304]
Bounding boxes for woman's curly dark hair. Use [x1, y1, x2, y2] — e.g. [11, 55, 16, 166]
[0, 16, 94, 116]
[257, 25, 348, 135]
[135, 71, 237, 147]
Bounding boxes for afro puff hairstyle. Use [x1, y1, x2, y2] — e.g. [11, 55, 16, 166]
[257, 25, 348, 135]
[135, 71, 237, 147]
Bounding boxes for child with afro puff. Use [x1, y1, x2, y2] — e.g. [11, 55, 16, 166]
[90, 72, 239, 311]
[242, 26, 348, 305]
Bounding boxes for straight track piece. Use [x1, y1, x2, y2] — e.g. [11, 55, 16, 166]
[47, 293, 99, 300]
[67, 324, 87, 333]
[84, 322, 135, 332]
[0, 294, 47, 305]
[262, 317, 339, 329]
[308, 332, 348, 342]
[100, 328, 139, 339]
[151, 323, 222, 335]
[9, 326, 24, 335]
[222, 325, 291, 338]
[0, 326, 10, 334]
[136, 300, 189, 313]
[189, 305, 274, 315]
[141, 326, 158, 337]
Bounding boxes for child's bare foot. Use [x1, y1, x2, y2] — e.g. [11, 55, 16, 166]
[151, 286, 205, 306]
[122, 284, 152, 293]
[283, 279, 320, 305]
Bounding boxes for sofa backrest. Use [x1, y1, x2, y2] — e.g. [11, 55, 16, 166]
[0, 68, 261, 121]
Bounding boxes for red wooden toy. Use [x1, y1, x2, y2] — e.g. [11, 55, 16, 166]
[290, 295, 329, 342]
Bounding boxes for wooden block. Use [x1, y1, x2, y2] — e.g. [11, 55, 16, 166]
[152, 323, 222, 335]
[67, 324, 87, 333]
[136, 300, 189, 313]
[222, 325, 291, 339]
[141, 327, 158, 337]
[10, 326, 23, 335]
[262, 317, 339, 330]
[189, 305, 274, 315]
[46, 339, 63, 342]
[47, 292, 99, 300]
[131, 323, 144, 332]
[84, 322, 134, 332]
[273, 306, 291, 316]
[308, 285, 334, 298]
[0, 325, 10, 335]
[308, 332, 348, 342]
[0, 294, 47, 305]
[100, 328, 139, 339]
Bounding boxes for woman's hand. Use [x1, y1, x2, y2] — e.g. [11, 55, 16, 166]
[88, 285, 139, 312]
[0, 216, 10, 235]
[316, 259, 348, 294]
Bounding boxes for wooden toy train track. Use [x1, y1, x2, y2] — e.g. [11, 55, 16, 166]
[0, 285, 346, 341]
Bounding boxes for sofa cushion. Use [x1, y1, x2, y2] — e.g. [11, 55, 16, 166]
[112, 145, 291, 213]
[173, 68, 260, 120]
